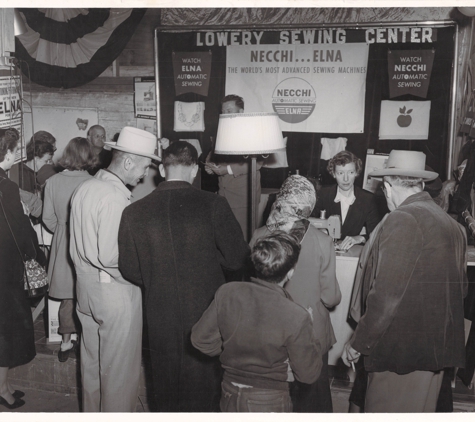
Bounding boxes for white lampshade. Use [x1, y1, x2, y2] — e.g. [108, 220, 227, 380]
[14, 9, 28, 36]
[215, 112, 285, 155]
[458, 7, 475, 17]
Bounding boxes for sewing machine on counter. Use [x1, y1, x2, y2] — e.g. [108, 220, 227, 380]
[308, 214, 341, 240]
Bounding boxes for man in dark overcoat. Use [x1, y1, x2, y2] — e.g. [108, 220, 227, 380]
[118, 141, 250, 412]
[342, 150, 468, 412]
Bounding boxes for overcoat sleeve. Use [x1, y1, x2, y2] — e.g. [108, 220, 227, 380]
[351, 211, 422, 354]
[317, 233, 341, 308]
[214, 196, 250, 271]
[191, 297, 222, 357]
[0, 177, 45, 265]
[42, 179, 57, 233]
[118, 208, 143, 286]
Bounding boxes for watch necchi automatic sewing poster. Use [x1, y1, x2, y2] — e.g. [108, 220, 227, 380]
[225, 43, 369, 133]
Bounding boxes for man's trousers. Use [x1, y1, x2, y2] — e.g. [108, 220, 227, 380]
[76, 276, 142, 412]
[365, 369, 444, 412]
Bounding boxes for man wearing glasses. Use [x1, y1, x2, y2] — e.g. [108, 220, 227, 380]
[342, 150, 467, 412]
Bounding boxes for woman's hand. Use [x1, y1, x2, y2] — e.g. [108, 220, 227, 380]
[338, 235, 365, 251]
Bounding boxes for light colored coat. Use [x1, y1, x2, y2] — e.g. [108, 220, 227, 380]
[43, 170, 93, 299]
[251, 224, 341, 354]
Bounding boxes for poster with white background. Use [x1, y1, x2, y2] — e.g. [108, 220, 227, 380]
[225, 43, 369, 133]
[379, 100, 431, 140]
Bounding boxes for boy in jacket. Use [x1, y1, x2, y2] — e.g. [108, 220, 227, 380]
[191, 232, 322, 412]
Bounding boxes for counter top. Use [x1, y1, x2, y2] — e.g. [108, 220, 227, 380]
[335, 244, 363, 260]
[468, 245, 475, 266]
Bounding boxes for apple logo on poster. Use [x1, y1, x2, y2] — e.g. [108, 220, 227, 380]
[272, 78, 316, 124]
[397, 106, 412, 127]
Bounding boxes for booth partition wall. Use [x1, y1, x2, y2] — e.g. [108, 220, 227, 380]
[154, 22, 457, 188]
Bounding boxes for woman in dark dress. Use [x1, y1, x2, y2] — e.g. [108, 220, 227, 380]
[312, 151, 381, 251]
[0, 128, 46, 409]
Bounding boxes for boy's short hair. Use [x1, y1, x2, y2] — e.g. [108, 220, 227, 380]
[251, 231, 301, 283]
[162, 141, 198, 168]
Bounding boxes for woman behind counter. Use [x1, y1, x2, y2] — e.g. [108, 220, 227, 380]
[0, 128, 46, 409]
[312, 151, 381, 250]
[250, 175, 341, 412]
[43, 137, 98, 362]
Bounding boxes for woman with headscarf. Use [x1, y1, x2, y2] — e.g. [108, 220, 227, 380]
[0, 128, 46, 409]
[250, 175, 341, 412]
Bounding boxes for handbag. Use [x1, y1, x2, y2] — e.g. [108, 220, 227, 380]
[0, 178, 49, 298]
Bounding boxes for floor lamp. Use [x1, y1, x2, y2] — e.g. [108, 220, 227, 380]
[215, 112, 285, 238]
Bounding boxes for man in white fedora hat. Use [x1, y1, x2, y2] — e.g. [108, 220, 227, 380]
[342, 150, 468, 412]
[70, 126, 159, 412]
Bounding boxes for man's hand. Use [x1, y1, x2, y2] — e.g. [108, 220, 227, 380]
[205, 162, 228, 176]
[204, 162, 215, 175]
[341, 341, 361, 367]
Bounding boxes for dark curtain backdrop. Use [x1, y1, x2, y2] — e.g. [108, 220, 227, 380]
[156, 26, 455, 191]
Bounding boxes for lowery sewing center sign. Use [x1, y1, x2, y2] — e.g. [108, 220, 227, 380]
[225, 43, 369, 133]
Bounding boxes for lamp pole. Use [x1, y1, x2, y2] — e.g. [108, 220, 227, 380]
[250, 155, 258, 240]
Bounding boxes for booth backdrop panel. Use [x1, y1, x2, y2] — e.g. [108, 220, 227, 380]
[156, 25, 454, 191]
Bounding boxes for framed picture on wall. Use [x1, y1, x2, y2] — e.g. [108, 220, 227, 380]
[363, 152, 389, 193]
[134, 77, 156, 119]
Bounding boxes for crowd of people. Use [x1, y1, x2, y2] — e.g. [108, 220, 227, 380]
[0, 119, 469, 413]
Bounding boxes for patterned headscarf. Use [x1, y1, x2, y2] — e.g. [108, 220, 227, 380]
[266, 175, 316, 235]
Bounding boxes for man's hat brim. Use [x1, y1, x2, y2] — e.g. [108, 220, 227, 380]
[105, 142, 160, 161]
[369, 168, 438, 181]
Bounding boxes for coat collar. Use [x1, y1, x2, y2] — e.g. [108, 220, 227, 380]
[157, 180, 193, 191]
[399, 191, 432, 208]
[95, 169, 131, 200]
[251, 277, 292, 300]
[59, 170, 91, 178]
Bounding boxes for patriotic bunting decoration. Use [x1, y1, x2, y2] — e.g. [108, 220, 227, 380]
[14, 8, 146, 89]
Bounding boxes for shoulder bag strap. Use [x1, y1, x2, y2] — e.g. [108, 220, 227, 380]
[0, 177, 27, 263]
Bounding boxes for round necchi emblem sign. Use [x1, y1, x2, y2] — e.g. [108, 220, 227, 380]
[272, 78, 316, 124]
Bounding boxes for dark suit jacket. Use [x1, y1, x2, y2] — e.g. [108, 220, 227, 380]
[118, 180, 249, 411]
[352, 192, 468, 373]
[312, 185, 381, 239]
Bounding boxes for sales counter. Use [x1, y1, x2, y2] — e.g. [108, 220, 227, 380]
[328, 244, 363, 366]
[468, 244, 475, 266]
